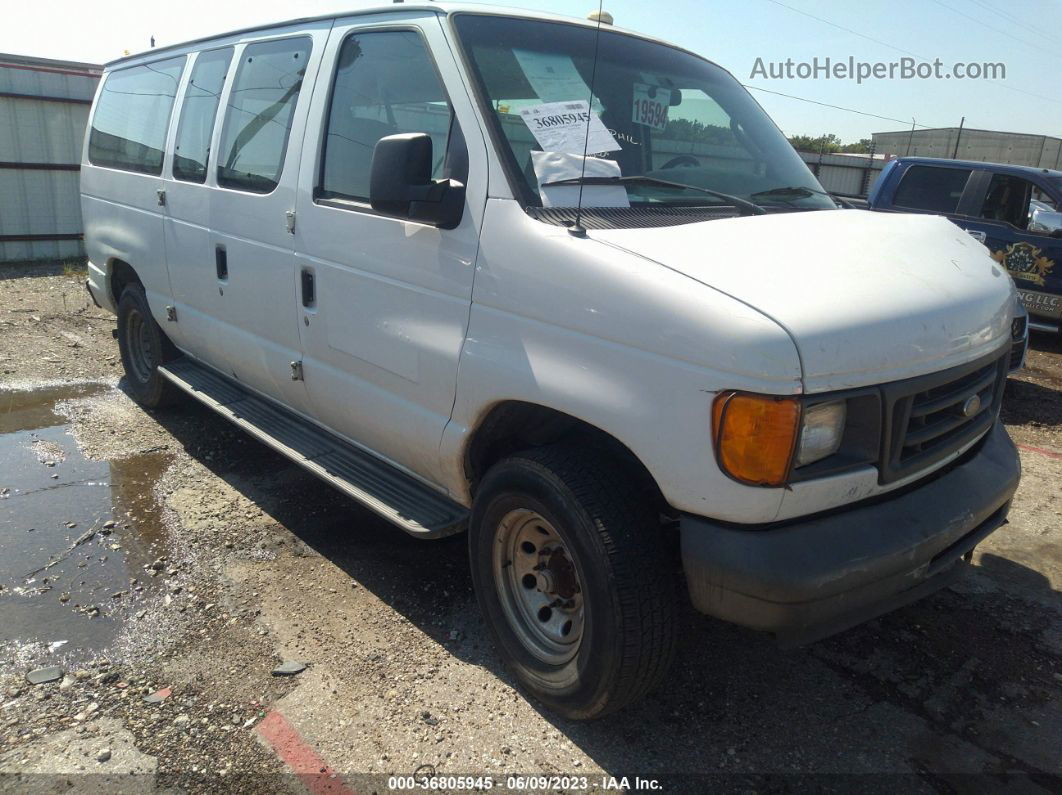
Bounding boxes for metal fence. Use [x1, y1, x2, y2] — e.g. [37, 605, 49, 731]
[0, 53, 101, 264]
[797, 150, 886, 199]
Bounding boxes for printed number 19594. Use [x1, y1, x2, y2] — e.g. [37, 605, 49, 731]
[632, 82, 671, 131]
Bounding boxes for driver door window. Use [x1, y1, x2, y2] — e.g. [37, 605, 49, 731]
[318, 30, 453, 203]
[979, 173, 1035, 230]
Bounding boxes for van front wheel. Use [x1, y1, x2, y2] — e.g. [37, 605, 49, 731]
[469, 444, 677, 719]
[116, 284, 180, 409]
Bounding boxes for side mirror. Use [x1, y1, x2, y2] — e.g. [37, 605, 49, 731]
[369, 133, 464, 229]
[1029, 207, 1062, 238]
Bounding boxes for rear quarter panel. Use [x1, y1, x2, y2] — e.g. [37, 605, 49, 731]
[80, 68, 178, 324]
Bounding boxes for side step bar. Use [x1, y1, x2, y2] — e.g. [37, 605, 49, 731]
[159, 358, 468, 539]
[1029, 319, 1059, 334]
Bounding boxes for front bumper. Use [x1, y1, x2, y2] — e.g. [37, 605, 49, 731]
[681, 421, 1020, 645]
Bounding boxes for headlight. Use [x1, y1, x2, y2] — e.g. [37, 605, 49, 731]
[795, 401, 846, 467]
[712, 393, 847, 486]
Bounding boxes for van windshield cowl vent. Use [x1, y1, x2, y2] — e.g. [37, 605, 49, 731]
[525, 205, 751, 230]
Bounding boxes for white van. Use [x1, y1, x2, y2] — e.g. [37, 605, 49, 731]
[82, 4, 1021, 718]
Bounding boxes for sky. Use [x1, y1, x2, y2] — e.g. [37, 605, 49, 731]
[3, 0, 1060, 143]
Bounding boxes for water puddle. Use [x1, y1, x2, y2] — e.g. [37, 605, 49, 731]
[0, 383, 171, 665]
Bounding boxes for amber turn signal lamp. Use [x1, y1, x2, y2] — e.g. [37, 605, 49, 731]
[712, 392, 801, 487]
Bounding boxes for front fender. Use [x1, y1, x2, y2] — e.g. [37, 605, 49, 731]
[439, 199, 803, 523]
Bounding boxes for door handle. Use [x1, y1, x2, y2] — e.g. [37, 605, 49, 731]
[300, 268, 315, 308]
[215, 246, 228, 280]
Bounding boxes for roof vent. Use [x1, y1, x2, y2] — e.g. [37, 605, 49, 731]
[587, 10, 614, 24]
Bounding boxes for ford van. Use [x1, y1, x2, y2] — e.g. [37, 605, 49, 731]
[82, 4, 1021, 719]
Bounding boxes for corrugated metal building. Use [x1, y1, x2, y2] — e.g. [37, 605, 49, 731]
[797, 151, 886, 198]
[872, 127, 1062, 170]
[0, 53, 102, 263]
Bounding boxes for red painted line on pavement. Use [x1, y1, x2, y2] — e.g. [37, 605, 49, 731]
[1017, 443, 1062, 461]
[256, 710, 356, 795]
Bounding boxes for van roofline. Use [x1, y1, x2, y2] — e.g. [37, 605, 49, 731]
[103, 3, 675, 69]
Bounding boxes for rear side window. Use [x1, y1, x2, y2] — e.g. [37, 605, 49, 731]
[893, 165, 972, 214]
[88, 57, 185, 175]
[319, 31, 452, 203]
[173, 47, 233, 183]
[217, 37, 311, 193]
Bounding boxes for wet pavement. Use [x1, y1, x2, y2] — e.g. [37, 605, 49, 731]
[0, 384, 171, 668]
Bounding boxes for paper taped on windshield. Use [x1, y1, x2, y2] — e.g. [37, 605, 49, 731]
[518, 100, 621, 154]
[514, 49, 598, 107]
[531, 151, 629, 208]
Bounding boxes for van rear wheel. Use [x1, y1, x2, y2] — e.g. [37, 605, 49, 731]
[469, 444, 677, 719]
[116, 284, 181, 408]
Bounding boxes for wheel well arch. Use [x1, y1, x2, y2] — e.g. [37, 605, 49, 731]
[107, 258, 141, 306]
[463, 401, 667, 511]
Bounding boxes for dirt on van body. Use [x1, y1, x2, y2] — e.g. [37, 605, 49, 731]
[0, 264, 1060, 793]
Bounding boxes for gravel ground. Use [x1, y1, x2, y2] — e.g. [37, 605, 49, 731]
[0, 265, 1060, 793]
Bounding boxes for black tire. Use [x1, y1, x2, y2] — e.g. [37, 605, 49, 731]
[116, 283, 181, 409]
[469, 444, 677, 719]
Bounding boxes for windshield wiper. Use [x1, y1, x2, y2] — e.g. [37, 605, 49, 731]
[751, 185, 852, 208]
[542, 175, 766, 216]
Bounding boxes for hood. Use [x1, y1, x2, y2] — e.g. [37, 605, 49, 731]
[590, 209, 1014, 392]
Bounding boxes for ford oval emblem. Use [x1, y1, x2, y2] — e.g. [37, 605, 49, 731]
[961, 394, 981, 418]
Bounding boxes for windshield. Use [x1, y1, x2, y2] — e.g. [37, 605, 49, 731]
[453, 14, 835, 212]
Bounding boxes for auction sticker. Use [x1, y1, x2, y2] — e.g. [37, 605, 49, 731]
[513, 49, 593, 105]
[632, 82, 671, 131]
[519, 100, 621, 154]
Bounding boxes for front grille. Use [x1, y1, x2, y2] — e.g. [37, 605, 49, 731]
[1009, 313, 1028, 371]
[1009, 339, 1026, 371]
[879, 351, 1007, 484]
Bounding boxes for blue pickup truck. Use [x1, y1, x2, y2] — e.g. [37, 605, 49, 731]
[868, 157, 1062, 336]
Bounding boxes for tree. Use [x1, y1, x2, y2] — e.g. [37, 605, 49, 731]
[787, 134, 873, 154]
[787, 133, 841, 153]
[663, 118, 734, 145]
[840, 138, 873, 154]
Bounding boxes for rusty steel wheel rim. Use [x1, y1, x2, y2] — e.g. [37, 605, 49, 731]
[492, 508, 585, 665]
